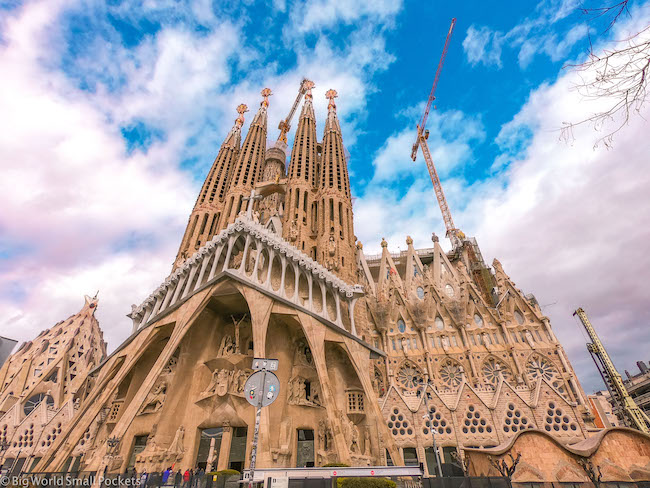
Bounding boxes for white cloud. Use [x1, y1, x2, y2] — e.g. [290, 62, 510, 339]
[463, 25, 505, 68]
[288, 0, 402, 34]
[463, 0, 589, 70]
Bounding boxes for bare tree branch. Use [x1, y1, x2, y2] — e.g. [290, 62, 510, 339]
[559, 1, 649, 147]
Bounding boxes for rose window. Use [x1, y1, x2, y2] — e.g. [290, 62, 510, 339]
[482, 358, 511, 386]
[397, 364, 423, 389]
[439, 360, 463, 388]
[526, 356, 556, 382]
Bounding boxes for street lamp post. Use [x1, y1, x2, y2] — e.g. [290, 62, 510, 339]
[419, 380, 443, 478]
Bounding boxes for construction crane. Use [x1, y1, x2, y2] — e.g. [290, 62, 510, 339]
[411, 18, 463, 251]
[277, 78, 315, 143]
[574, 307, 650, 433]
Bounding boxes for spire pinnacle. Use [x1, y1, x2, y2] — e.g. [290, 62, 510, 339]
[261, 88, 272, 108]
[303, 80, 315, 100]
[325, 89, 338, 112]
[235, 103, 248, 128]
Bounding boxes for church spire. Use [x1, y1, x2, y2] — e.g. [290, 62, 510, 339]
[172, 104, 247, 270]
[220, 88, 271, 227]
[283, 81, 318, 256]
[317, 89, 356, 282]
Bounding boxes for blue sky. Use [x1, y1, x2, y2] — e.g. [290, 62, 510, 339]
[1, 0, 650, 393]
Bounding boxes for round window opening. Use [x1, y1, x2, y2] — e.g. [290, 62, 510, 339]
[445, 284, 454, 298]
[416, 287, 425, 299]
[435, 316, 444, 330]
[397, 319, 406, 333]
[474, 314, 483, 327]
[24, 393, 54, 415]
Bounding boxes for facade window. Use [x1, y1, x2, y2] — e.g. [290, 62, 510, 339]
[470, 335, 476, 346]
[451, 335, 458, 347]
[347, 391, 365, 413]
[416, 286, 425, 299]
[412, 338, 418, 349]
[392, 339, 396, 351]
[296, 429, 315, 467]
[403, 447, 419, 466]
[424, 447, 440, 477]
[397, 319, 406, 333]
[445, 284, 454, 297]
[435, 316, 444, 330]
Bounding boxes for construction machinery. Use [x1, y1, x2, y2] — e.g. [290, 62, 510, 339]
[574, 307, 650, 433]
[411, 18, 463, 251]
[277, 78, 315, 143]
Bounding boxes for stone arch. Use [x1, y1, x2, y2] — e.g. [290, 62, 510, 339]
[227, 234, 247, 270]
[297, 272, 310, 307]
[325, 288, 336, 322]
[256, 247, 270, 283]
[312, 282, 323, 313]
[270, 253, 283, 292]
[284, 262, 296, 299]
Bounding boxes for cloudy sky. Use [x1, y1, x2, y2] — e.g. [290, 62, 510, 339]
[1, 0, 649, 392]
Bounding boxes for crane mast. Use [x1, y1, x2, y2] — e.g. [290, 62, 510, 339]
[410, 19, 462, 250]
[574, 307, 650, 433]
[277, 78, 314, 143]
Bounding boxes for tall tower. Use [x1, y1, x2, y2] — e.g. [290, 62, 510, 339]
[220, 89, 271, 228]
[317, 89, 356, 282]
[173, 104, 247, 270]
[283, 80, 319, 257]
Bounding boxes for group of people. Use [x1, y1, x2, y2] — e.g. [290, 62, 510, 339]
[126, 467, 207, 487]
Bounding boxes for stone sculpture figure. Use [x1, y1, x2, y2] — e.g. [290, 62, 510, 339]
[216, 369, 232, 396]
[310, 381, 322, 406]
[218, 335, 236, 357]
[167, 425, 185, 458]
[364, 428, 371, 456]
[203, 369, 220, 396]
[140, 381, 167, 414]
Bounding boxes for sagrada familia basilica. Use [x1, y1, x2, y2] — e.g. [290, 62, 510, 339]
[1, 84, 649, 483]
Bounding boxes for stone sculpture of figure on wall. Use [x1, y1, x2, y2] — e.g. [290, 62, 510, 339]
[233, 370, 249, 394]
[310, 381, 322, 406]
[203, 369, 220, 396]
[218, 335, 236, 357]
[167, 425, 185, 460]
[294, 340, 314, 367]
[363, 428, 371, 457]
[289, 219, 298, 242]
[347, 419, 360, 454]
[140, 381, 167, 414]
[216, 369, 232, 396]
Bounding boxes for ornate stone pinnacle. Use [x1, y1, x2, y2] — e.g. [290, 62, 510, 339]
[261, 88, 272, 107]
[235, 104, 248, 127]
[325, 89, 338, 110]
[303, 79, 315, 99]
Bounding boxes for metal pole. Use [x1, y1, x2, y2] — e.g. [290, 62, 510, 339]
[248, 370, 266, 488]
[420, 382, 443, 477]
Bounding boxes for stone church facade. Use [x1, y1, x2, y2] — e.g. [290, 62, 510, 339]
[1, 85, 647, 481]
